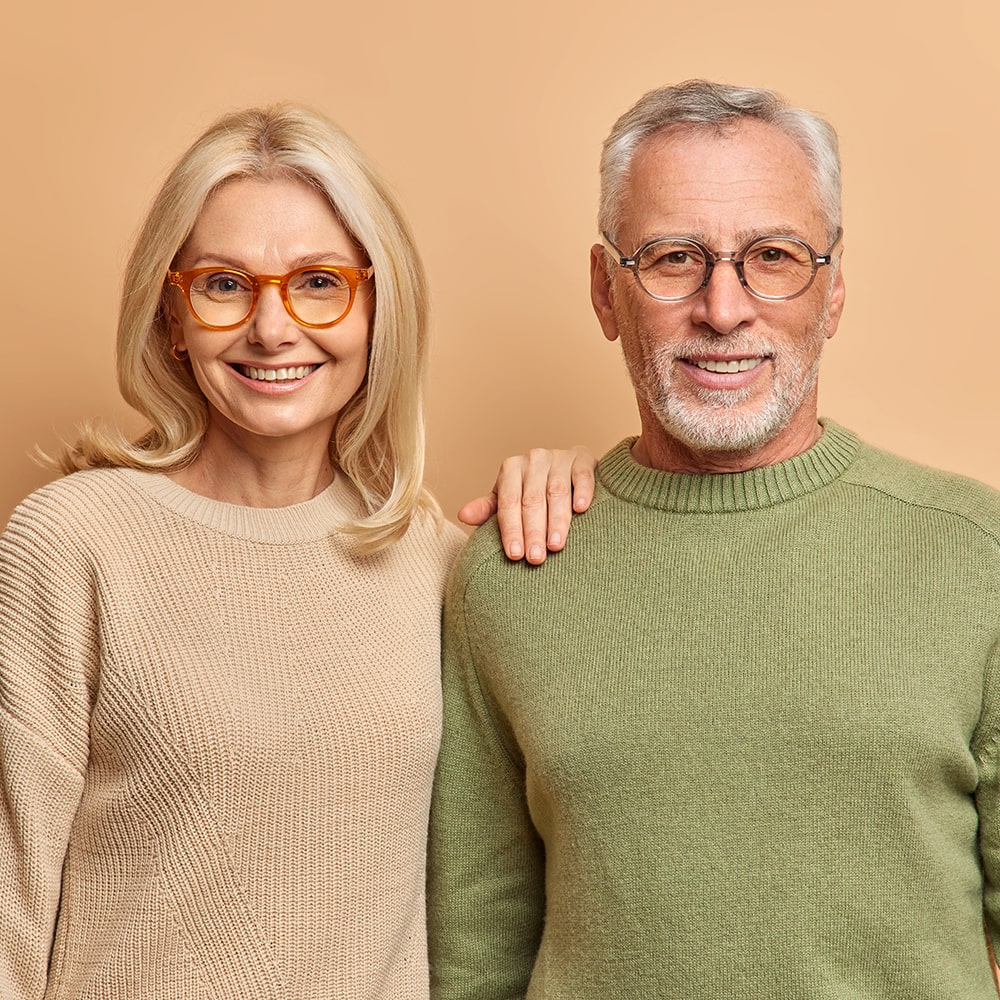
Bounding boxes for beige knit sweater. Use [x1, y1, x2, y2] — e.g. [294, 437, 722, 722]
[0, 467, 465, 1000]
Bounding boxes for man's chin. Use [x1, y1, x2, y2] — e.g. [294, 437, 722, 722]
[657, 403, 793, 456]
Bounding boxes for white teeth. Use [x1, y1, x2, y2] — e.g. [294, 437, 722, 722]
[693, 358, 763, 373]
[242, 365, 317, 381]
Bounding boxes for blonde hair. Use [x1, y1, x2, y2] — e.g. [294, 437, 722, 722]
[54, 103, 438, 551]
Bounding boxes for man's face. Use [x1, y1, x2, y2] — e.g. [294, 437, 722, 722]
[590, 119, 845, 473]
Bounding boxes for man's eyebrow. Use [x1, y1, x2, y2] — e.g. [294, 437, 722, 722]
[636, 225, 815, 249]
[732, 226, 813, 245]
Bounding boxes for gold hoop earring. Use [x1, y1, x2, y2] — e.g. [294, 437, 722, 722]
[171, 344, 189, 362]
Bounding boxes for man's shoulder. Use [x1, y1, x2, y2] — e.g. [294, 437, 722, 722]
[447, 475, 622, 601]
[846, 435, 1000, 538]
[450, 517, 504, 579]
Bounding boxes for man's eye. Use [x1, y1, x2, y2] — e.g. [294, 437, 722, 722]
[756, 247, 789, 263]
[642, 246, 703, 269]
[746, 241, 810, 267]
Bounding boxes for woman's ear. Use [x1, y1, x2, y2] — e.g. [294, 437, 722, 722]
[165, 297, 187, 356]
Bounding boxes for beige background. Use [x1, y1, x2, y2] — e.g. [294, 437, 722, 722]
[2, 0, 997, 526]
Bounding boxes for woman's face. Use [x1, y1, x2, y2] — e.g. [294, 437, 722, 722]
[169, 174, 373, 462]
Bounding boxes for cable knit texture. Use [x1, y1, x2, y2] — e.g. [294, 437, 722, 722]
[0, 467, 465, 1000]
[428, 421, 1000, 1000]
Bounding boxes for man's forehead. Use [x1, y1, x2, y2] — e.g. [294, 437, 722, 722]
[620, 119, 826, 243]
[634, 117, 809, 168]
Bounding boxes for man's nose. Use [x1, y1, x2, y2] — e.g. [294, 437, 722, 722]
[688, 257, 759, 335]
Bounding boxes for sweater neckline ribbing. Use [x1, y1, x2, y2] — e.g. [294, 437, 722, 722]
[597, 419, 860, 514]
[116, 468, 363, 543]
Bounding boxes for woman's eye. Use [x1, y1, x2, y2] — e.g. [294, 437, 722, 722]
[205, 273, 250, 294]
[294, 270, 348, 294]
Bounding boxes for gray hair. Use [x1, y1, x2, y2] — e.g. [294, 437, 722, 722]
[599, 79, 842, 243]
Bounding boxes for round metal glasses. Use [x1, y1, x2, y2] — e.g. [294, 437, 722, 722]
[603, 229, 842, 302]
[166, 264, 374, 331]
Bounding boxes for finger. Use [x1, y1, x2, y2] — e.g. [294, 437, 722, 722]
[569, 447, 597, 513]
[494, 453, 554, 563]
[510, 449, 558, 564]
[539, 458, 574, 556]
[540, 447, 596, 555]
[457, 493, 499, 528]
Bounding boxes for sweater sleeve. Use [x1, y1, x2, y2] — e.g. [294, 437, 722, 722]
[0, 497, 96, 999]
[427, 546, 545, 1000]
[977, 630, 1000, 957]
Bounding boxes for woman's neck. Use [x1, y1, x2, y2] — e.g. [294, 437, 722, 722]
[169, 425, 335, 508]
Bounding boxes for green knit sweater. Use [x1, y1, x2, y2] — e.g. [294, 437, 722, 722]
[428, 421, 1000, 1000]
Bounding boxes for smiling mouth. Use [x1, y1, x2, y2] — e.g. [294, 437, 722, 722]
[690, 357, 767, 373]
[234, 364, 321, 382]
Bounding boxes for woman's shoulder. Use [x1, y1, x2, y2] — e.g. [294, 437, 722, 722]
[1, 470, 178, 578]
[5, 468, 139, 536]
[8, 469, 127, 525]
[395, 511, 467, 573]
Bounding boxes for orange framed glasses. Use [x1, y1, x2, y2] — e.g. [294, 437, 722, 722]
[166, 264, 374, 331]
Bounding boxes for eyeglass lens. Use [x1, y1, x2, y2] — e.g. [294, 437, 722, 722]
[635, 238, 818, 300]
[187, 268, 355, 327]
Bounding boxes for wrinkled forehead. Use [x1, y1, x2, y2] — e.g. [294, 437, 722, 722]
[176, 173, 366, 270]
[620, 120, 828, 248]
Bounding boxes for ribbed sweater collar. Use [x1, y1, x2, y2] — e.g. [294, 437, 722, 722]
[118, 468, 362, 543]
[598, 419, 860, 514]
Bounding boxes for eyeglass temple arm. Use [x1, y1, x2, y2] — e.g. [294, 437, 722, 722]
[817, 228, 844, 265]
[601, 232, 635, 268]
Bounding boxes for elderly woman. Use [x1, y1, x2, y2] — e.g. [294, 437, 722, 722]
[0, 104, 592, 1000]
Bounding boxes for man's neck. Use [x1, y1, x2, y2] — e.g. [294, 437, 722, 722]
[631, 418, 825, 475]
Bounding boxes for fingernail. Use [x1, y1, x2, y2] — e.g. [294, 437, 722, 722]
[548, 532, 562, 547]
[509, 542, 524, 559]
[528, 545, 544, 562]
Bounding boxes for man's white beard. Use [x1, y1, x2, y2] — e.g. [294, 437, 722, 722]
[624, 306, 829, 456]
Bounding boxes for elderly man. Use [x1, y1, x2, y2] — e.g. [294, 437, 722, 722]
[427, 80, 1000, 999]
